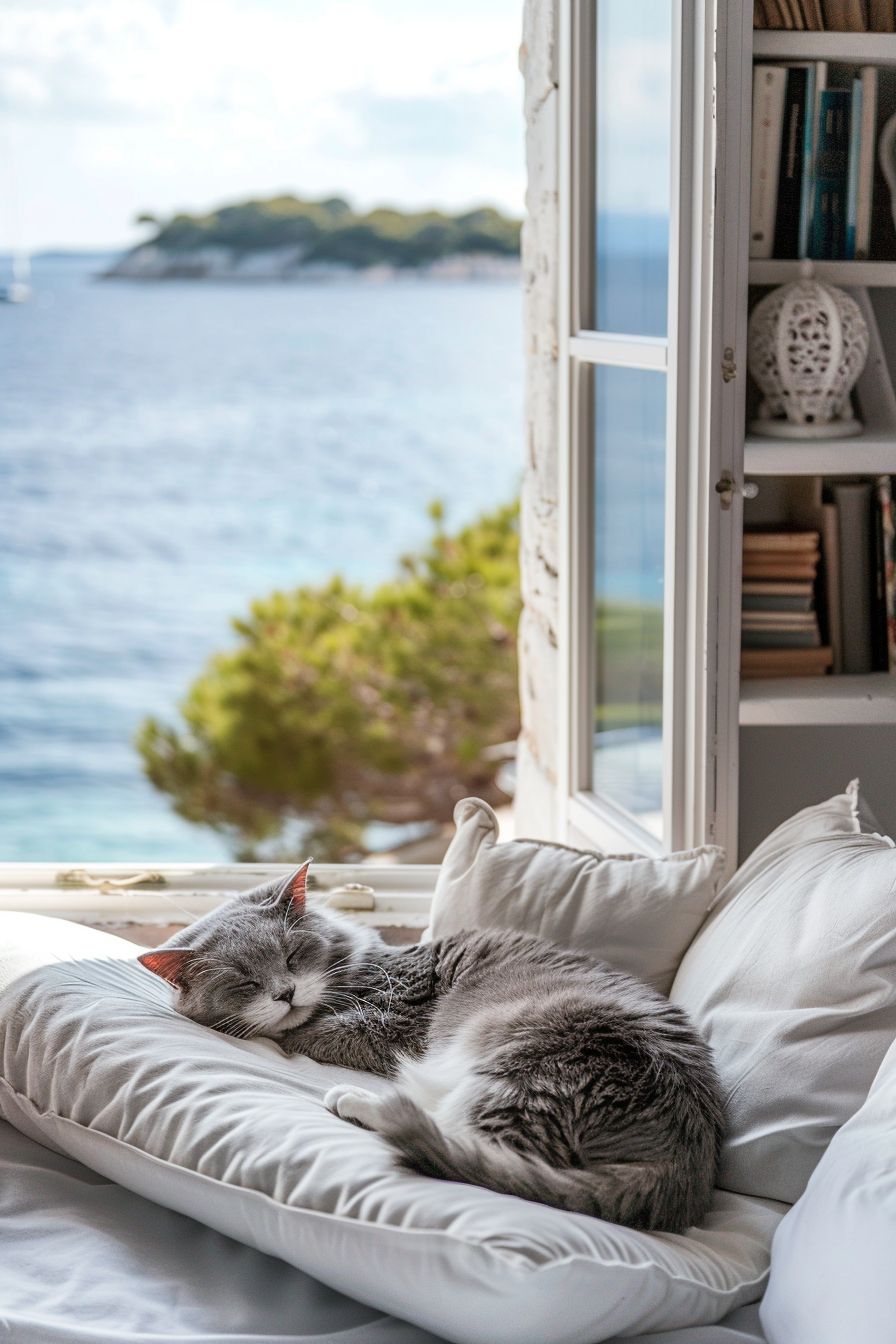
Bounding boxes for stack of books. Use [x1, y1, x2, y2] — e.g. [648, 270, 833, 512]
[741, 530, 834, 678]
[821, 476, 896, 674]
[750, 61, 878, 260]
[754, 3, 895, 31]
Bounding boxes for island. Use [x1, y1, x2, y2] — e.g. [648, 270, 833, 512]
[104, 195, 521, 282]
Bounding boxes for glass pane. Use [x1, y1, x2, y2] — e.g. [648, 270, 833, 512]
[593, 365, 665, 836]
[594, 0, 672, 337]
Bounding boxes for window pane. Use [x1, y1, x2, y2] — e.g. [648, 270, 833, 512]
[594, 0, 672, 337]
[593, 365, 665, 836]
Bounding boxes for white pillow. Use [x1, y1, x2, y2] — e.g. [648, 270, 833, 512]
[0, 912, 784, 1344]
[760, 1032, 896, 1344]
[671, 781, 896, 1205]
[430, 797, 725, 994]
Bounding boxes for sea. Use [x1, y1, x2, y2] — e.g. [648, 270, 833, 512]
[0, 256, 525, 860]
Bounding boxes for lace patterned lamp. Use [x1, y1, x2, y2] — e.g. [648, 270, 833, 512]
[747, 263, 869, 439]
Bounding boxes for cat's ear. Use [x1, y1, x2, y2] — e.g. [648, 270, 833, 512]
[279, 859, 312, 914]
[138, 948, 196, 989]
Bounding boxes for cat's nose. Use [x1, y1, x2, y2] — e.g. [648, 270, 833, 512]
[274, 985, 295, 1005]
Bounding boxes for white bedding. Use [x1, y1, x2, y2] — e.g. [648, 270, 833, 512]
[0, 914, 782, 1344]
[0, 1119, 767, 1344]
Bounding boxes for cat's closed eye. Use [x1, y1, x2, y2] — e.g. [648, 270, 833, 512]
[235, 980, 260, 993]
[286, 951, 302, 969]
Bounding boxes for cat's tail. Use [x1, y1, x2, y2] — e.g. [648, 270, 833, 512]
[374, 1091, 685, 1233]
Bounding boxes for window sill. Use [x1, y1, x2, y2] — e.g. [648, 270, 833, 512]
[0, 862, 437, 929]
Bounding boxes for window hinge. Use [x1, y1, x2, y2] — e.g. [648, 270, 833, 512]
[721, 347, 737, 382]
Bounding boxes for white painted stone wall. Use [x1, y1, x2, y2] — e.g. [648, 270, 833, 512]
[515, 0, 561, 838]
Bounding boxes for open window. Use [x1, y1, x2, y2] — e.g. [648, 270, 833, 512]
[556, 0, 748, 860]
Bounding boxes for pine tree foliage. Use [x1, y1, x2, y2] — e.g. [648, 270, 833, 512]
[137, 502, 520, 860]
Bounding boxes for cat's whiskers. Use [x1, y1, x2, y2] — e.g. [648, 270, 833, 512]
[153, 889, 206, 924]
[318, 988, 367, 1009]
[191, 969, 234, 990]
[325, 951, 366, 974]
[208, 1012, 245, 1033]
[338, 959, 401, 1017]
[317, 991, 375, 1019]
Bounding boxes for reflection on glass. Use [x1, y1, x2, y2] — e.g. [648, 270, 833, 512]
[593, 366, 665, 836]
[595, 0, 672, 337]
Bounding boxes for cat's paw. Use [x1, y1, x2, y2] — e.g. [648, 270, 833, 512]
[324, 1084, 382, 1130]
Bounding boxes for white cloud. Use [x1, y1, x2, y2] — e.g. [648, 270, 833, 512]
[0, 0, 525, 249]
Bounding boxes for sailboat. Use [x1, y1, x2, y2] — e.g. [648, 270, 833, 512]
[0, 251, 30, 303]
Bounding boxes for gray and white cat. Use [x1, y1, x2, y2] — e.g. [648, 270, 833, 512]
[139, 863, 724, 1233]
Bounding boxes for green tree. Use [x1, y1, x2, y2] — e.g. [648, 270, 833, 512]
[139, 195, 521, 269]
[137, 502, 521, 861]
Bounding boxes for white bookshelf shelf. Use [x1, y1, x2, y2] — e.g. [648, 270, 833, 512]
[740, 674, 896, 725]
[744, 433, 896, 475]
[753, 30, 896, 65]
[749, 261, 896, 287]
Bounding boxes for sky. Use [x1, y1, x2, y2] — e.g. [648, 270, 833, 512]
[0, 0, 673, 254]
[0, 0, 526, 252]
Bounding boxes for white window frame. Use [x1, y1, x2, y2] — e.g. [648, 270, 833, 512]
[0, 862, 437, 930]
[557, 0, 743, 862]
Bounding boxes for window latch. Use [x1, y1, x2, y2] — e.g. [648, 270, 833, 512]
[721, 347, 737, 382]
[715, 472, 758, 511]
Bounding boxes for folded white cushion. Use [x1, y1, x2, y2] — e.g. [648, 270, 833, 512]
[760, 1033, 896, 1344]
[671, 781, 896, 1205]
[0, 912, 783, 1344]
[430, 797, 725, 993]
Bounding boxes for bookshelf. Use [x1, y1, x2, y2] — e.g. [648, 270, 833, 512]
[753, 31, 896, 65]
[749, 260, 896, 284]
[740, 673, 896, 725]
[745, 434, 896, 475]
[739, 22, 896, 844]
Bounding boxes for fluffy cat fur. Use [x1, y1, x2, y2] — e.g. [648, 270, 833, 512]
[139, 864, 724, 1233]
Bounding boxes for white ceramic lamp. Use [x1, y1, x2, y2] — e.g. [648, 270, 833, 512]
[747, 265, 869, 439]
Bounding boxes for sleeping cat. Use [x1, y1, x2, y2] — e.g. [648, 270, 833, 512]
[139, 862, 724, 1233]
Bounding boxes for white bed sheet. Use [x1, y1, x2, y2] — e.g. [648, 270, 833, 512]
[0, 1120, 766, 1344]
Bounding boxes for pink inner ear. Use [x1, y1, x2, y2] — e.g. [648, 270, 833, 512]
[288, 859, 312, 912]
[138, 948, 194, 988]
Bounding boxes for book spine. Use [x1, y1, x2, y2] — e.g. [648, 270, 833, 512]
[742, 594, 814, 612]
[742, 631, 821, 649]
[835, 482, 874, 674]
[821, 501, 843, 673]
[845, 77, 863, 259]
[757, 0, 786, 25]
[741, 647, 833, 677]
[869, 0, 893, 26]
[871, 479, 889, 671]
[823, 0, 871, 27]
[877, 475, 896, 672]
[750, 66, 789, 259]
[774, 67, 808, 258]
[854, 66, 878, 261]
[799, 63, 822, 259]
[743, 529, 820, 551]
[810, 90, 851, 260]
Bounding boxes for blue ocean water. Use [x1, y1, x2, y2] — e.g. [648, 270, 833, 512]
[0, 258, 524, 859]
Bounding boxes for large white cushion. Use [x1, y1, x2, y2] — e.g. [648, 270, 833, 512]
[0, 1116, 770, 1344]
[430, 797, 725, 993]
[671, 781, 896, 1205]
[0, 912, 783, 1344]
[760, 1033, 896, 1344]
